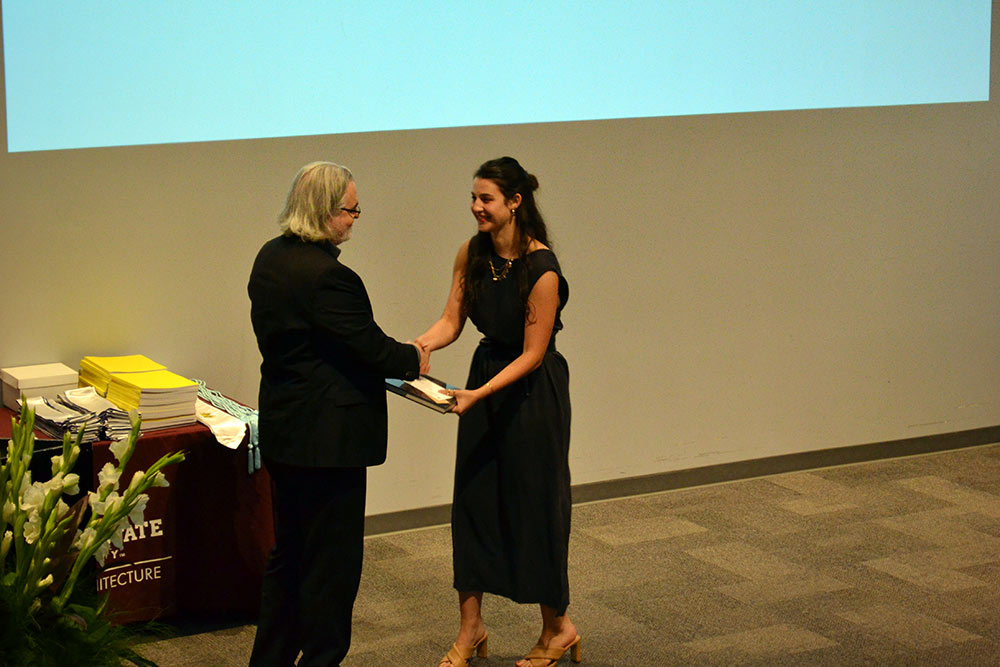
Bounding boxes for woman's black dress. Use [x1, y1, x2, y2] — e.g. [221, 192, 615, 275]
[452, 248, 572, 614]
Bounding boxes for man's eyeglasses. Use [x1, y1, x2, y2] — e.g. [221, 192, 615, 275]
[340, 205, 362, 218]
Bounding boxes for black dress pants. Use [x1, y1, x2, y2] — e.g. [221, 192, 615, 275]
[249, 461, 367, 667]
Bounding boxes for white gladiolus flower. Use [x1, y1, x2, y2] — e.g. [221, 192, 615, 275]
[110, 523, 126, 550]
[2, 500, 15, 522]
[62, 473, 80, 496]
[127, 470, 146, 494]
[43, 473, 65, 495]
[91, 490, 122, 518]
[150, 471, 170, 488]
[37, 574, 54, 591]
[88, 491, 105, 516]
[23, 511, 41, 544]
[109, 438, 130, 464]
[105, 493, 124, 517]
[98, 462, 120, 491]
[94, 540, 110, 565]
[74, 527, 97, 551]
[129, 495, 149, 526]
[50, 454, 64, 475]
[21, 484, 45, 512]
[56, 498, 70, 519]
[1, 530, 12, 559]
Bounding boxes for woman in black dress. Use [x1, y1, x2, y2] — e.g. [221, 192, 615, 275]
[416, 157, 580, 667]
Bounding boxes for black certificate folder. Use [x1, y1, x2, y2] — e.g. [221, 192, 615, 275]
[385, 375, 457, 413]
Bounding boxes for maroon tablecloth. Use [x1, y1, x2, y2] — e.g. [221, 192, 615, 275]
[2, 409, 273, 623]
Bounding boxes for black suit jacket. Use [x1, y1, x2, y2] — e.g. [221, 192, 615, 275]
[248, 234, 419, 467]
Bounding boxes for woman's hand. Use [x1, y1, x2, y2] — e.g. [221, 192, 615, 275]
[445, 388, 483, 416]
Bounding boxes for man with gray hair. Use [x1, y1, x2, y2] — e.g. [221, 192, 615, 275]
[248, 161, 428, 665]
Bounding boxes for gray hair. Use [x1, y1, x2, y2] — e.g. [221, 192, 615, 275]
[278, 161, 354, 241]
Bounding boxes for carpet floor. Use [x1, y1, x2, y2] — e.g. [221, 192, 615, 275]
[133, 442, 1000, 665]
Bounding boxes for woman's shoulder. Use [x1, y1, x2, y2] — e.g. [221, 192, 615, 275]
[526, 238, 550, 254]
[525, 242, 559, 267]
[524, 245, 563, 282]
[454, 238, 473, 268]
[524, 246, 568, 305]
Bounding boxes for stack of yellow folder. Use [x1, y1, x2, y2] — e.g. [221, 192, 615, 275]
[79, 355, 197, 431]
[79, 354, 165, 396]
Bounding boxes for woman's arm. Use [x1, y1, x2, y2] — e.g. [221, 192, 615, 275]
[415, 240, 469, 353]
[448, 270, 560, 415]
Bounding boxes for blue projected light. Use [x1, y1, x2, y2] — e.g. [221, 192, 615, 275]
[2, 1, 992, 153]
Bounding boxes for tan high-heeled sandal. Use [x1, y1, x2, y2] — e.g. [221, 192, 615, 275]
[522, 635, 582, 665]
[439, 633, 488, 667]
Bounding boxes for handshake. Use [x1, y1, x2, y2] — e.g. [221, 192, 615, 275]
[409, 339, 431, 376]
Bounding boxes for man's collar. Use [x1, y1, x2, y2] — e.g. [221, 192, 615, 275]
[322, 240, 341, 259]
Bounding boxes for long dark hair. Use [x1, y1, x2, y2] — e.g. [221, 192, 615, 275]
[462, 157, 552, 321]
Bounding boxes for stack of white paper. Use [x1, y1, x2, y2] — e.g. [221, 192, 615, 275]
[23, 396, 102, 442]
[59, 386, 131, 440]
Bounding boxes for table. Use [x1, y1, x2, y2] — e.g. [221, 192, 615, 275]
[1, 409, 274, 623]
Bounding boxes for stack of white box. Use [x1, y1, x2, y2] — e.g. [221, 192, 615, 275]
[1, 362, 79, 411]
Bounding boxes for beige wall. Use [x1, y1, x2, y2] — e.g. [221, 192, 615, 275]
[2, 8, 997, 515]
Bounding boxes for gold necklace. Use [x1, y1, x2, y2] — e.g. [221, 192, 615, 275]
[489, 255, 513, 281]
